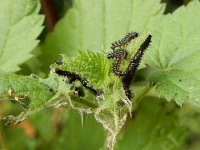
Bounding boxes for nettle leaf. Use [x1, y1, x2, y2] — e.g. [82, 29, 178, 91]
[0, 73, 54, 110]
[0, 0, 44, 72]
[40, 0, 165, 72]
[144, 0, 200, 106]
[53, 51, 111, 88]
[44, 1, 166, 148]
[0, 72, 73, 125]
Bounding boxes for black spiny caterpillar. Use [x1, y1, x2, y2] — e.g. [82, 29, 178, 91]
[122, 34, 152, 100]
[55, 68, 102, 96]
[111, 32, 139, 50]
[108, 32, 139, 77]
[107, 48, 128, 59]
[127, 34, 152, 76]
[112, 57, 127, 76]
[107, 49, 128, 76]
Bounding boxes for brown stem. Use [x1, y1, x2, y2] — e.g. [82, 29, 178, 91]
[40, 0, 57, 30]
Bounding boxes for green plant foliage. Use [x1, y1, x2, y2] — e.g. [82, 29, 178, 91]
[39, 0, 165, 73]
[52, 50, 130, 150]
[0, 73, 54, 110]
[117, 97, 187, 150]
[144, 0, 200, 106]
[53, 51, 111, 88]
[19, 44, 43, 75]
[0, 0, 44, 72]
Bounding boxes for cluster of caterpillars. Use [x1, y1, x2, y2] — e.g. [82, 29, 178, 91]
[107, 32, 152, 100]
[54, 32, 151, 101]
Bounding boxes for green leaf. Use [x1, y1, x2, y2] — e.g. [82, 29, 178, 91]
[144, 0, 200, 106]
[117, 97, 187, 150]
[18, 44, 43, 75]
[0, 72, 54, 110]
[0, 0, 44, 72]
[39, 0, 165, 73]
[53, 51, 111, 88]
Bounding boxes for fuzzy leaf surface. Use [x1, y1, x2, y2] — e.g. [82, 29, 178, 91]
[0, 73, 54, 110]
[0, 0, 44, 72]
[53, 51, 111, 88]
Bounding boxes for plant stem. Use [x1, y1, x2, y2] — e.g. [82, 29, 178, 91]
[40, 0, 57, 30]
[132, 83, 154, 110]
[68, 82, 154, 110]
